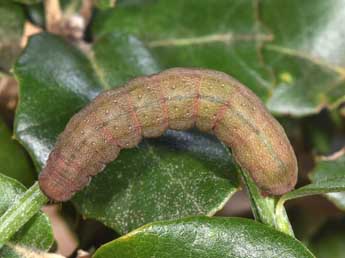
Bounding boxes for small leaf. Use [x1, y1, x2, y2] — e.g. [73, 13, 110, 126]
[276, 149, 345, 218]
[93, 216, 315, 258]
[0, 117, 35, 187]
[309, 149, 345, 210]
[0, 174, 53, 258]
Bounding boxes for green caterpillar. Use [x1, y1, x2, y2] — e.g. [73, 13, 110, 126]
[39, 68, 298, 201]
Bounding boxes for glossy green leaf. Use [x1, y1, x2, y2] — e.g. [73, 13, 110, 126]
[93, 0, 345, 116]
[94, 216, 315, 258]
[309, 149, 345, 210]
[0, 174, 53, 258]
[74, 131, 239, 234]
[261, 0, 345, 116]
[14, 32, 102, 169]
[0, 2, 25, 72]
[0, 118, 35, 187]
[92, 0, 273, 101]
[14, 32, 240, 234]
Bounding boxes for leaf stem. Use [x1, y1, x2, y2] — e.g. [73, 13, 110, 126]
[275, 199, 294, 236]
[239, 168, 294, 236]
[0, 182, 48, 248]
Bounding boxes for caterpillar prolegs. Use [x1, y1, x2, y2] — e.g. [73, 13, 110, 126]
[39, 68, 298, 201]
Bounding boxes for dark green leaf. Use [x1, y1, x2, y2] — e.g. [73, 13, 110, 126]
[91, 32, 160, 88]
[74, 131, 239, 234]
[14, 32, 102, 169]
[14, 32, 240, 234]
[0, 118, 35, 187]
[93, 0, 345, 116]
[0, 174, 53, 258]
[261, 0, 345, 116]
[94, 216, 315, 258]
[92, 0, 273, 101]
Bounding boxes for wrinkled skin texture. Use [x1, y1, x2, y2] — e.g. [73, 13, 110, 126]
[39, 68, 298, 201]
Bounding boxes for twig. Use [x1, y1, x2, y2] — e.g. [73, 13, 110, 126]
[44, 0, 63, 34]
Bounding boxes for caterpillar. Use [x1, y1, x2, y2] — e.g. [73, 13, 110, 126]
[39, 68, 298, 202]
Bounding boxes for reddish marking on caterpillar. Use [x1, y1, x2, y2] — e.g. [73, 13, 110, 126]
[192, 74, 201, 123]
[100, 127, 121, 148]
[126, 92, 142, 139]
[39, 68, 298, 201]
[211, 93, 233, 131]
[156, 77, 169, 128]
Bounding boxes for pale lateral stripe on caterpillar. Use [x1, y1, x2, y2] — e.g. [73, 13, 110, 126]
[39, 68, 298, 201]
